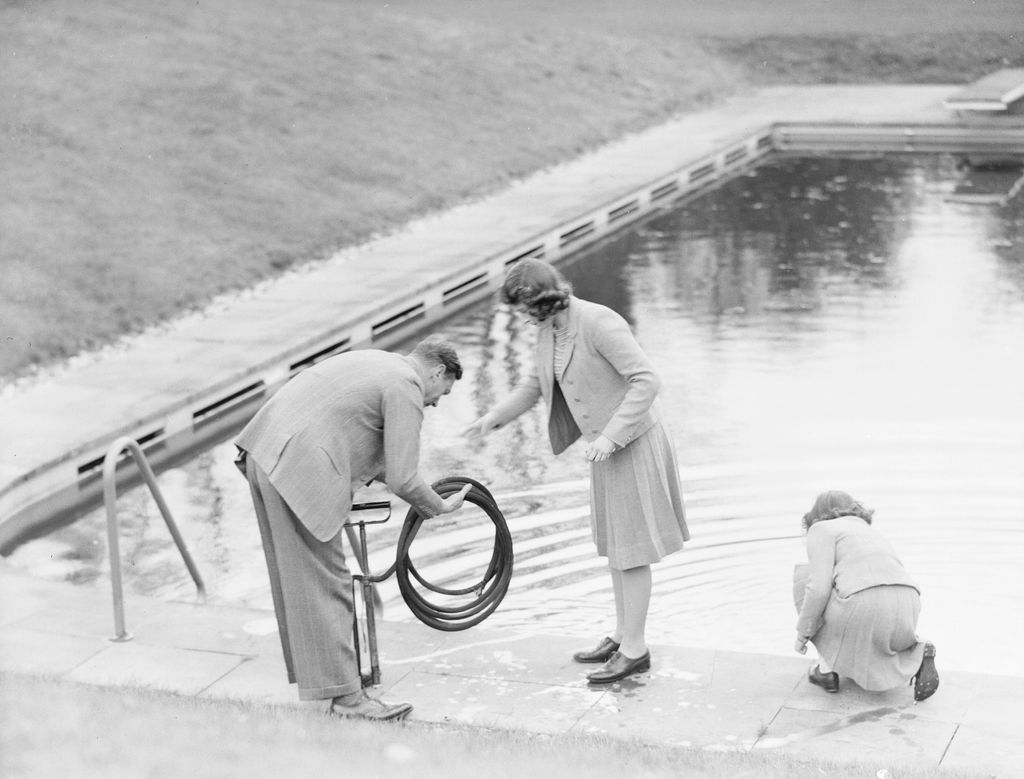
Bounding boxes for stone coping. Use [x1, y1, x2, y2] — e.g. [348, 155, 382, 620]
[1, 565, 1020, 775]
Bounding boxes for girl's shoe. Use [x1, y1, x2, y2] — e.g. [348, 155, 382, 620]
[913, 642, 939, 702]
[586, 650, 651, 684]
[808, 664, 839, 693]
[572, 636, 620, 664]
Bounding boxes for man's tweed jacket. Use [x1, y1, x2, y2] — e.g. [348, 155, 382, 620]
[236, 349, 446, 541]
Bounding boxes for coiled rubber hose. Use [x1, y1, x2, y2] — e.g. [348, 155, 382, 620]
[391, 476, 513, 631]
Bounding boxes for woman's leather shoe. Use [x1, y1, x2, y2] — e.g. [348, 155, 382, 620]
[573, 637, 620, 664]
[808, 664, 839, 693]
[586, 650, 651, 684]
[913, 642, 939, 702]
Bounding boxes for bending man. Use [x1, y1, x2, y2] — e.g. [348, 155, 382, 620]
[235, 335, 471, 721]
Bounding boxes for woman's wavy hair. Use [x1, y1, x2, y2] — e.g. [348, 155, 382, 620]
[802, 490, 875, 532]
[501, 258, 572, 322]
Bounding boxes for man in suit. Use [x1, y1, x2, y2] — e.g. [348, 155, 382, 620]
[236, 334, 471, 721]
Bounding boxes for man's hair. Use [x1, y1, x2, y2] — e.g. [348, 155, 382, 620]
[410, 334, 462, 380]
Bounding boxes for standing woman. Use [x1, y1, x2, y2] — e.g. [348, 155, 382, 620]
[463, 258, 689, 684]
[794, 490, 939, 701]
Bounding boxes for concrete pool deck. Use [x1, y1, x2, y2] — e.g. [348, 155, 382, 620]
[1, 83, 1023, 773]
[2, 563, 1022, 775]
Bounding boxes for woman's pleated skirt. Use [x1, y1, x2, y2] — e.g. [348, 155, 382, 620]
[589, 422, 689, 570]
[812, 584, 926, 691]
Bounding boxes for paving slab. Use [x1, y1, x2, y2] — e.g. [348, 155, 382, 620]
[129, 599, 268, 656]
[10, 598, 137, 642]
[161, 298, 357, 352]
[943, 718, 1024, 778]
[919, 675, 1024, 776]
[577, 675, 759, 751]
[390, 671, 603, 734]
[759, 704, 959, 765]
[199, 651, 300, 706]
[2, 565, 1023, 774]
[0, 627, 107, 676]
[784, 666, 978, 721]
[56, 340, 260, 396]
[0, 573, 103, 627]
[0, 382, 149, 465]
[410, 630, 589, 687]
[65, 642, 246, 696]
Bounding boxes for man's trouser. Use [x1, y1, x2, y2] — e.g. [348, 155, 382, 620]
[240, 452, 362, 701]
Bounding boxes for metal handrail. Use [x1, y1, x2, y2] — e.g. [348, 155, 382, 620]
[102, 436, 206, 641]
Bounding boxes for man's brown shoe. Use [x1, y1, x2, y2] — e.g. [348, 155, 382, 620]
[329, 691, 412, 722]
[573, 637, 621, 664]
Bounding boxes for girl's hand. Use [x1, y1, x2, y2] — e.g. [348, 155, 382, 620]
[794, 636, 809, 655]
[584, 435, 616, 463]
[462, 414, 500, 440]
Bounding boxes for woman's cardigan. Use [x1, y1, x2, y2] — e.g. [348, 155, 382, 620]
[487, 296, 661, 454]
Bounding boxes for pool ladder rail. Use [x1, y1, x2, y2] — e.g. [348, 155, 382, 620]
[102, 436, 206, 642]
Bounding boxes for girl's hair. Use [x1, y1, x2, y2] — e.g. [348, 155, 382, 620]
[501, 258, 572, 322]
[802, 490, 875, 531]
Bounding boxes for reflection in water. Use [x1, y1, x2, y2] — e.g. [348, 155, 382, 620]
[10, 154, 1024, 676]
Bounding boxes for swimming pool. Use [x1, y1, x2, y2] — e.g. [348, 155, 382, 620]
[10, 153, 1023, 676]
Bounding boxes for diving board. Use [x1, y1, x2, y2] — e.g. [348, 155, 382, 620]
[944, 68, 1024, 113]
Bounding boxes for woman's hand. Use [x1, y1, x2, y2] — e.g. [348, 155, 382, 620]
[584, 435, 616, 463]
[794, 636, 809, 655]
[462, 413, 500, 441]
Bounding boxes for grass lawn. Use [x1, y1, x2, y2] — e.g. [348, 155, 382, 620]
[2, 0, 1021, 380]
[0, 673, 986, 779]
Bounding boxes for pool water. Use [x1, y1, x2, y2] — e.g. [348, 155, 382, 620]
[10, 153, 1024, 676]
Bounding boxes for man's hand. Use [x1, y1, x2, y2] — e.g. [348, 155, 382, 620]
[438, 483, 473, 515]
[584, 435, 616, 463]
[794, 636, 809, 655]
[462, 414, 500, 441]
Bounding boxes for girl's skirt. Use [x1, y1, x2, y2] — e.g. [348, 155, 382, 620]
[589, 422, 689, 570]
[810, 583, 926, 691]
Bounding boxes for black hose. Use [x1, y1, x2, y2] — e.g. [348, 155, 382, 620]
[389, 476, 513, 631]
